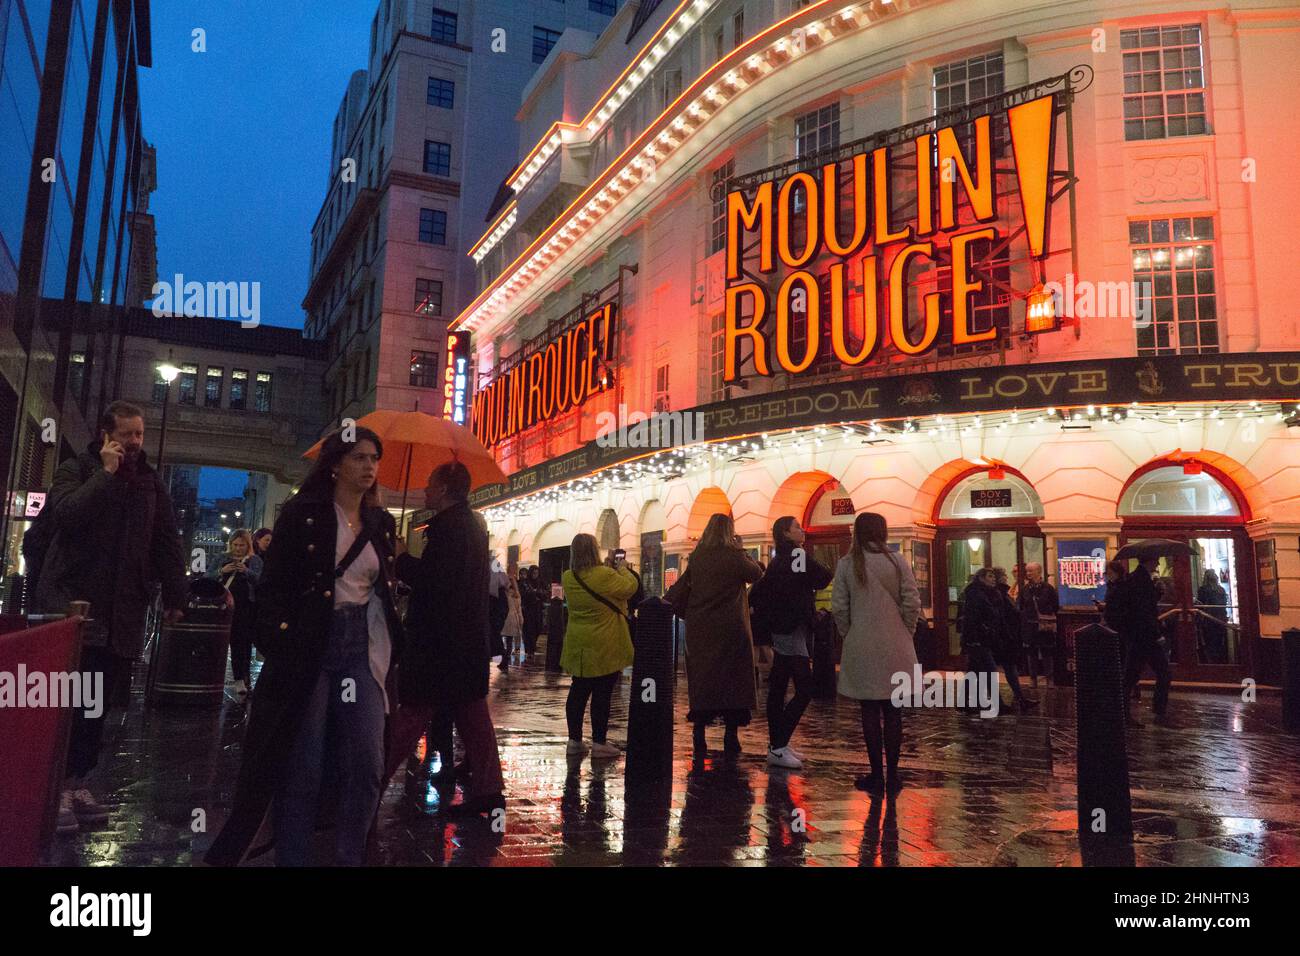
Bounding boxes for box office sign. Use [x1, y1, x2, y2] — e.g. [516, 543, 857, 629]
[469, 351, 1300, 506]
[723, 91, 1062, 382]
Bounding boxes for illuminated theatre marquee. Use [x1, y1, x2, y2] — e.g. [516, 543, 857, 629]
[724, 93, 1060, 382]
[471, 303, 617, 449]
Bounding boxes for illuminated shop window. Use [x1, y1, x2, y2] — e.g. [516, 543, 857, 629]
[939, 472, 1044, 520]
[1118, 466, 1239, 517]
[1129, 217, 1218, 356]
[709, 159, 735, 254]
[1121, 25, 1207, 141]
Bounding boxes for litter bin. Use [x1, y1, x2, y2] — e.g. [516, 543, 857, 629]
[145, 577, 233, 705]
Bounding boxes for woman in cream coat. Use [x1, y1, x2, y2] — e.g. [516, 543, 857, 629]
[832, 512, 920, 794]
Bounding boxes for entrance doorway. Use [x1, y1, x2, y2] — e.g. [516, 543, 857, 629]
[932, 468, 1046, 662]
[1118, 462, 1255, 682]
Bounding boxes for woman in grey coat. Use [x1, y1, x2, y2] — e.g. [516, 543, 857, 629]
[832, 512, 920, 793]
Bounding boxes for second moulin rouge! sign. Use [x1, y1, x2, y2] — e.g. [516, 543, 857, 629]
[723, 92, 1060, 382]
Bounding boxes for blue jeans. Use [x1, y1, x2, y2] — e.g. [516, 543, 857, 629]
[275, 605, 385, 866]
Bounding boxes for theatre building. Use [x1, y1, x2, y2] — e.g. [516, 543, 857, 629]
[451, 0, 1300, 685]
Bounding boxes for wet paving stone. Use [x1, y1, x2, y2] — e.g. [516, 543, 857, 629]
[45, 654, 1300, 867]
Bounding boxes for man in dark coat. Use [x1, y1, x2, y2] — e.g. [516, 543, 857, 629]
[33, 401, 187, 832]
[1016, 561, 1060, 688]
[1121, 555, 1172, 724]
[393, 461, 504, 816]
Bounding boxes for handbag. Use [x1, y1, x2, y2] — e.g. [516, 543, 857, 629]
[1032, 594, 1057, 634]
[571, 569, 630, 622]
[665, 568, 692, 617]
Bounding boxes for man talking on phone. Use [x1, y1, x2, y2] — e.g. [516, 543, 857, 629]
[33, 400, 188, 834]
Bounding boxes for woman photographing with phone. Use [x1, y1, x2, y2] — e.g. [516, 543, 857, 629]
[560, 535, 639, 758]
[217, 528, 263, 697]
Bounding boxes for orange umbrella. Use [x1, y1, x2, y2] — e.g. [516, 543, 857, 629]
[303, 410, 506, 517]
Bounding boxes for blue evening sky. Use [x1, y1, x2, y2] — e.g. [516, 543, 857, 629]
[138, 0, 371, 330]
[138, 3, 373, 500]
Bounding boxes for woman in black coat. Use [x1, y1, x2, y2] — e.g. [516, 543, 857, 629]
[205, 427, 403, 866]
[520, 567, 545, 656]
[992, 568, 1035, 712]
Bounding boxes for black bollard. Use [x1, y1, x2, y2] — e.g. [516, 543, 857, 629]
[1283, 629, 1300, 733]
[625, 597, 676, 783]
[1074, 622, 1133, 846]
[544, 597, 566, 672]
[811, 610, 837, 699]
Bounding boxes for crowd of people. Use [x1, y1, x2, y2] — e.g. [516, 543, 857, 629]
[25, 403, 1195, 863]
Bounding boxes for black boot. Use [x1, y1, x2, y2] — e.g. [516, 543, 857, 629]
[723, 724, 742, 756]
[692, 722, 707, 752]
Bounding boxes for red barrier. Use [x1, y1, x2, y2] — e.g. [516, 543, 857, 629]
[0, 617, 83, 866]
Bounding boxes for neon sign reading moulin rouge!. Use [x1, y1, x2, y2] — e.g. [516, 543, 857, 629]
[471, 303, 617, 448]
[724, 94, 1058, 382]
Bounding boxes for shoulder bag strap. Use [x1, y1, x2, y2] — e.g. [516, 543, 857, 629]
[335, 525, 373, 579]
[573, 570, 629, 622]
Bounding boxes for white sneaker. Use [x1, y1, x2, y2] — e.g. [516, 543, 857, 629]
[70, 787, 110, 824]
[232, 679, 249, 696]
[56, 790, 78, 834]
[786, 743, 806, 760]
[590, 742, 621, 759]
[566, 739, 589, 755]
[767, 746, 803, 769]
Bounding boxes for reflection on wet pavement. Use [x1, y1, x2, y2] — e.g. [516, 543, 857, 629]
[48, 656, 1300, 866]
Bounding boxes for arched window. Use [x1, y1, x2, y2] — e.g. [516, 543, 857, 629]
[1118, 466, 1240, 517]
[939, 472, 1044, 520]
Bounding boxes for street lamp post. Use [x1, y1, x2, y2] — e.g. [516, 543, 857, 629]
[156, 361, 180, 471]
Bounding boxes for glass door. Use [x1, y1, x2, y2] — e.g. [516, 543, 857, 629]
[940, 528, 1043, 658]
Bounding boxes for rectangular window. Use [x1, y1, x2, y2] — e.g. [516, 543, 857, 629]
[933, 51, 1005, 110]
[380, 84, 388, 127]
[1121, 25, 1207, 141]
[653, 364, 670, 413]
[230, 369, 248, 410]
[662, 69, 682, 109]
[533, 26, 562, 64]
[431, 9, 457, 45]
[590, 0, 616, 14]
[710, 159, 735, 254]
[205, 367, 223, 407]
[68, 352, 86, 403]
[427, 76, 455, 109]
[254, 372, 273, 412]
[410, 350, 438, 388]
[152, 367, 169, 404]
[713, 28, 724, 64]
[178, 364, 198, 405]
[794, 103, 839, 159]
[415, 278, 443, 315]
[423, 140, 451, 177]
[1130, 217, 1218, 355]
[419, 208, 447, 244]
[733, 9, 745, 48]
[710, 312, 726, 399]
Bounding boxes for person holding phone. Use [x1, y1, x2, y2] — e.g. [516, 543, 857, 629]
[34, 401, 187, 834]
[216, 528, 263, 697]
[560, 535, 638, 758]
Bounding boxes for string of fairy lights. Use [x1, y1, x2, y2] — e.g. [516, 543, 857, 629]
[477, 400, 1299, 525]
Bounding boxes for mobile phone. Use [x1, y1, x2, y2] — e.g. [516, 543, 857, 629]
[613, 548, 626, 563]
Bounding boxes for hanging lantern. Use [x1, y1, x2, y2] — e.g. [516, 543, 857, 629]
[1024, 283, 1059, 334]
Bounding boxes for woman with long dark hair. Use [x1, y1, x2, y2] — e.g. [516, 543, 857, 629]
[206, 426, 404, 866]
[680, 512, 763, 756]
[747, 515, 833, 769]
[831, 512, 920, 793]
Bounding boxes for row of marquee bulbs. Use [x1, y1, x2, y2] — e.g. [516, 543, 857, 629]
[479, 401, 1295, 522]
